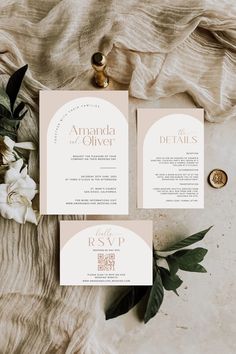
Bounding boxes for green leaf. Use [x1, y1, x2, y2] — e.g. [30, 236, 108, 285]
[0, 103, 12, 119]
[0, 98, 26, 140]
[162, 226, 213, 252]
[19, 109, 28, 120]
[0, 88, 11, 112]
[172, 250, 189, 258]
[6, 64, 28, 112]
[0, 128, 17, 141]
[159, 267, 183, 292]
[0, 118, 20, 128]
[175, 247, 208, 266]
[144, 271, 164, 323]
[14, 101, 25, 119]
[106, 286, 149, 320]
[178, 263, 207, 273]
[166, 255, 179, 275]
[0, 117, 20, 140]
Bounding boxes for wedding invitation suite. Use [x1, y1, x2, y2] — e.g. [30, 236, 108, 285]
[137, 108, 204, 209]
[40, 91, 128, 215]
[60, 220, 153, 286]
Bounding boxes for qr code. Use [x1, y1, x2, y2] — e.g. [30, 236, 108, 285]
[98, 253, 115, 271]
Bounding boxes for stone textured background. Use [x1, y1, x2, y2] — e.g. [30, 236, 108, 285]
[95, 91, 236, 354]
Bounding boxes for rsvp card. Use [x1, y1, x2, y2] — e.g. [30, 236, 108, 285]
[137, 108, 204, 209]
[60, 220, 153, 286]
[40, 91, 128, 215]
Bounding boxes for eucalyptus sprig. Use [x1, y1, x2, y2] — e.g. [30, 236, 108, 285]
[106, 226, 212, 324]
[0, 65, 28, 141]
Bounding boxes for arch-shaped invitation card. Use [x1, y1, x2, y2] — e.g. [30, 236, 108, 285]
[137, 108, 204, 209]
[40, 91, 128, 215]
[60, 220, 153, 286]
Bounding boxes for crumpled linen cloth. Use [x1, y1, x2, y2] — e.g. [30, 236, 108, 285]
[0, 0, 236, 353]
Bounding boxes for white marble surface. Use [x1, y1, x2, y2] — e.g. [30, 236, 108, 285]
[96, 91, 236, 354]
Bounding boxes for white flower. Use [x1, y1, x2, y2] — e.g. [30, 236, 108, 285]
[0, 135, 18, 164]
[0, 135, 36, 165]
[0, 159, 37, 224]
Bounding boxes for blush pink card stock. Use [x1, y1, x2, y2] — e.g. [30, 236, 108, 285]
[137, 108, 204, 209]
[40, 90, 128, 215]
[60, 220, 153, 286]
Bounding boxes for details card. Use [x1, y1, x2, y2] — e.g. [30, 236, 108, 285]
[137, 108, 204, 209]
[40, 90, 128, 215]
[60, 220, 153, 286]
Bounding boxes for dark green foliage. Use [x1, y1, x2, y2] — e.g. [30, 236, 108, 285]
[106, 226, 212, 323]
[0, 65, 28, 141]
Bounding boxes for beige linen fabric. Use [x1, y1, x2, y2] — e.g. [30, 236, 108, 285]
[0, 0, 236, 353]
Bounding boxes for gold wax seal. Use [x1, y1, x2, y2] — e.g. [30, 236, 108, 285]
[208, 169, 228, 188]
[91, 52, 109, 88]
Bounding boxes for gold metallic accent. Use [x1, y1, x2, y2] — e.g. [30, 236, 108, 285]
[208, 169, 228, 188]
[91, 52, 109, 88]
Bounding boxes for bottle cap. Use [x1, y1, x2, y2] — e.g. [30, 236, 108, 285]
[91, 52, 107, 68]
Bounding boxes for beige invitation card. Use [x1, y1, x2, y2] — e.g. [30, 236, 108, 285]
[137, 108, 204, 209]
[40, 90, 128, 215]
[60, 220, 153, 286]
